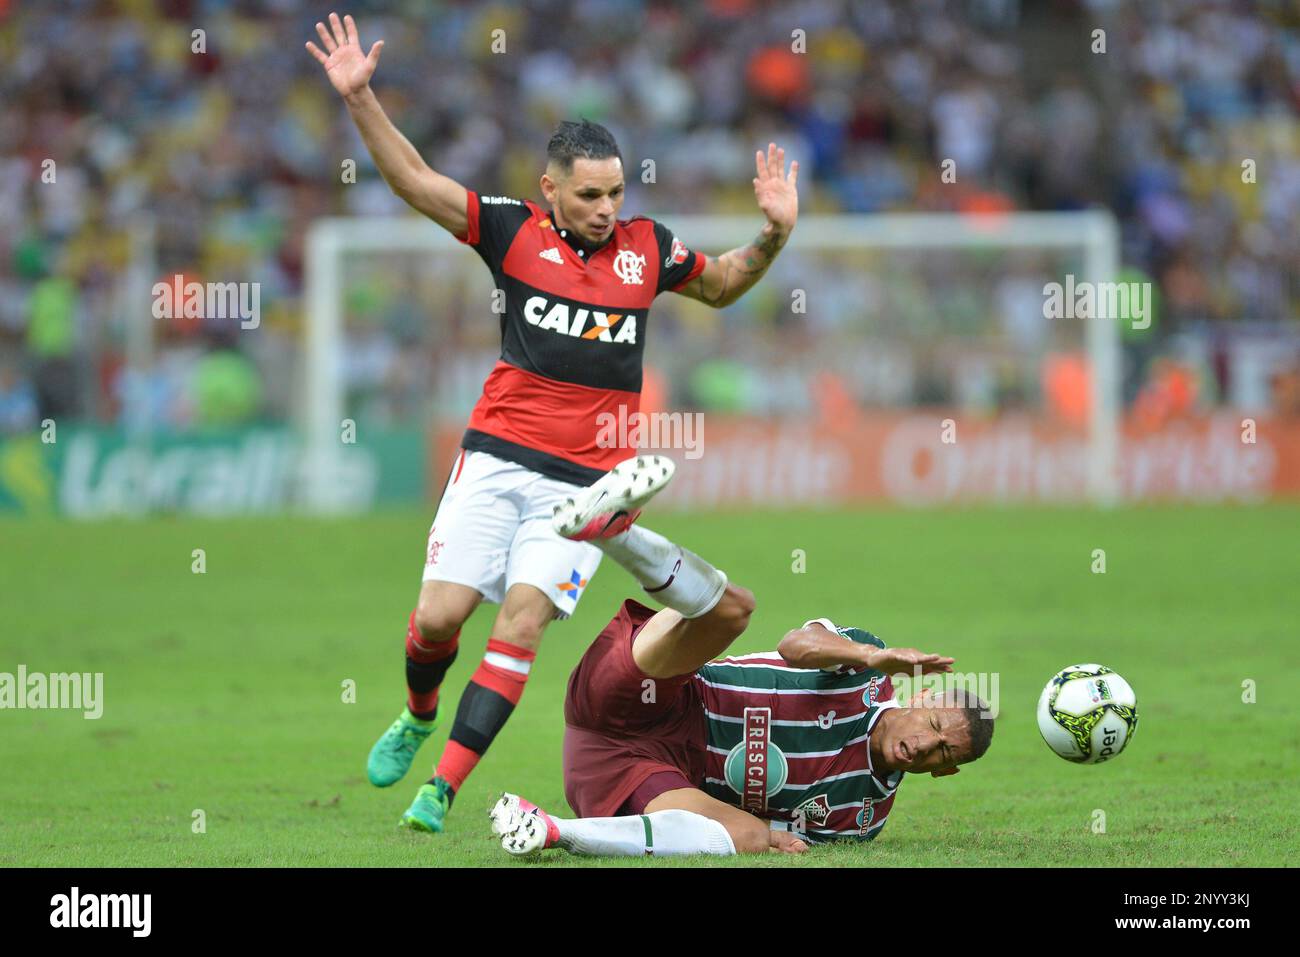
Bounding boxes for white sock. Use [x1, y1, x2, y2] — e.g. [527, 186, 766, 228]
[591, 525, 727, 618]
[554, 810, 736, 857]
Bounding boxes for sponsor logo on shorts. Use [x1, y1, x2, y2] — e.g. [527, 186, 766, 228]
[556, 569, 587, 602]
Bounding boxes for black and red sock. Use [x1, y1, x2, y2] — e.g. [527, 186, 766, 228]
[404, 610, 459, 720]
[433, 638, 535, 800]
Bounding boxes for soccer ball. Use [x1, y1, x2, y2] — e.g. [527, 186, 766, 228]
[1036, 664, 1138, 764]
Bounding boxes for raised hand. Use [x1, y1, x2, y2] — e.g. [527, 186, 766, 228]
[306, 12, 384, 99]
[753, 142, 799, 236]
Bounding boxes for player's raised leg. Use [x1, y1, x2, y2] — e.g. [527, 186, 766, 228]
[627, 587, 756, 679]
[551, 453, 677, 542]
[554, 453, 753, 676]
[367, 580, 479, 787]
[399, 582, 554, 832]
[553, 453, 730, 623]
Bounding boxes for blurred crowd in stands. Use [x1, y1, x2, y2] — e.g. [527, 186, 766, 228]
[0, 0, 1296, 434]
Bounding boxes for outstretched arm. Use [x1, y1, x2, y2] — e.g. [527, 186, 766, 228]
[675, 142, 798, 308]
[778, 621, 955, 675]
[306, 13, 468, 236]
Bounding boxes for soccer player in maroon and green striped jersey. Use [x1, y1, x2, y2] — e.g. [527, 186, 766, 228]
[489, 462, 995, 857]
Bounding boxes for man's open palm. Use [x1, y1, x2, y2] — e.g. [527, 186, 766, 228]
[869, 647, 955, 676]
[754, 142, 799, 234]
[306, 12, 383, 98]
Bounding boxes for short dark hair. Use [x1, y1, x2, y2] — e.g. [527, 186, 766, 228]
[546, 119, 623, 175]
[961, 707, 995, 761]
[941, 689, 995, 763]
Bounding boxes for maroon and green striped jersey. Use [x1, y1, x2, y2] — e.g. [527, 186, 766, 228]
[692, 623, 900, 844]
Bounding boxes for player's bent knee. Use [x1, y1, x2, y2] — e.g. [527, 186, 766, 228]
[713, 584, 755, 636]
[732, 585, 756, 620]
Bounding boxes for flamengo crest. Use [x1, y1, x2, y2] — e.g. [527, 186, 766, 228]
[613, 249, 647, 285]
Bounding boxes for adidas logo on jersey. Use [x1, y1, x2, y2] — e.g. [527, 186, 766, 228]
[538, 247, 564, 264]
[523, 295, 638, 344]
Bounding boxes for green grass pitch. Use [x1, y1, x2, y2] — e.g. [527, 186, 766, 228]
[2, 504, 1297, 867]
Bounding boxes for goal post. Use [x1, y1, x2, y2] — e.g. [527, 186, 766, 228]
[301, 211, 1121, 511]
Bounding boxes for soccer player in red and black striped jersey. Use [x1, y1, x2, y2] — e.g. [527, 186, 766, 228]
[306, 13, 799, 833]
[490, 460, 995, 856]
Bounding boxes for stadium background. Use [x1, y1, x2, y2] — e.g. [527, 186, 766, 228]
[1, 0, 1297, 867]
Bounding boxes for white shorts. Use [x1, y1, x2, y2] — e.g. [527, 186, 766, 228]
[421, 449, 603, 618]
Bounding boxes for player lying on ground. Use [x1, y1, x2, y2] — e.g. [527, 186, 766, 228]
[486, 463, 995, 857]
[306, 13, 799, 833]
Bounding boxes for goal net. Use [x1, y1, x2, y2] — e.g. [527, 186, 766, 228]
[301, 211, 1120, 511]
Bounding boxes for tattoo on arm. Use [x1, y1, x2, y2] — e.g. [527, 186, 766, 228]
[690, 228, 788, 306]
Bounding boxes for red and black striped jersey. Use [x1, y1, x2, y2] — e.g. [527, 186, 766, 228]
[454, 190, 705, 485]
[691, 625, 902, 844]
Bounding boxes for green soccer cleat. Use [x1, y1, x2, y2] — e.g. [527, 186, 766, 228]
[366, 707, 436, 788]
[399, 779, 454, 833]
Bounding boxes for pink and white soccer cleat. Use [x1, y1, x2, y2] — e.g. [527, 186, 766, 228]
[490, 792, 560, 856]
[552, 455, 676, 542]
